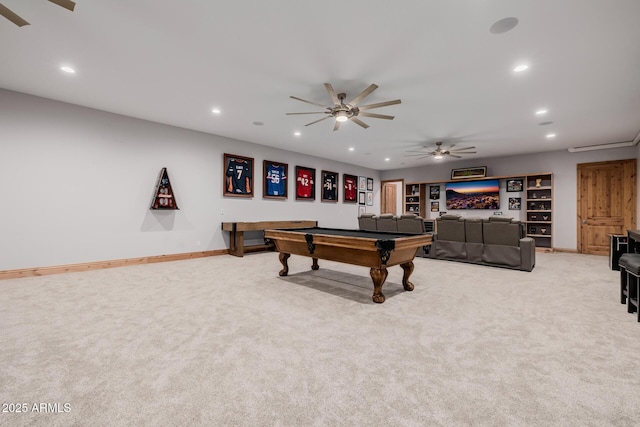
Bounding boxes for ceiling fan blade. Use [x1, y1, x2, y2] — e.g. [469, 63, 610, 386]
[405, 153, 434, 157]
[358, 112, 395, 120]
[450, 151, 477, 154]
[290, 96, 328, 109]
[351, 117, 370, 129]
[358, 99, 402, 111]
[349, 117, 369, 129]
[324, 83, 340, 105]
[304, 116, 332, 127]
[286, 112, 328, 115]
[48, 0, 76, 12]
[448, 154, 462, 159]
[405, 150, 432, 154]
[449, 146, 476, 151]
[348, 84, 378, 107]
[333, 120, 341, 132]
[0, 4, 30, 26]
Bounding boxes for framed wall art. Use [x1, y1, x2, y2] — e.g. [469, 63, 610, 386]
[344, 174, 357, 203]
[430, 185, 440, 200]
[358, 191, 366, 205]
[451, 166, 487, 180]
[321, 170, 339, 202]
[358, 176, 367, 191]
[367, 178, 374, 191]
[295, 165, 316, 200]
[224, 153, 253, 197]
[431, 201, 440, 212]
[366, 192, 373, 206]
[509, 197, 521, 210]
[263, 160, 288, 199]
[507, 179, 523, 192]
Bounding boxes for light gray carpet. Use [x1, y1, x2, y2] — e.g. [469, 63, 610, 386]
[1, 252, 639, 426]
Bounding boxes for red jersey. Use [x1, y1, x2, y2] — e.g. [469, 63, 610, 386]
[297, 168, 314, 198]
[344, 176, 356, 200]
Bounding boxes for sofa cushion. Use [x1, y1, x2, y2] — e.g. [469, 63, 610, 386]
[465, 218, 483, 243]
[436, 216, 465, 242]
[482, 244, 521, 268]
[483, 220, 521, 246]
[434, 240, 467, 259]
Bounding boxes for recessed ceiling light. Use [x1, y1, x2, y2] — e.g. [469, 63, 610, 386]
[546, 133, 557, 139]
[490, 17, 519, 34]
[60, 66, 76, 74]
[293, 131, 301, 136]
[384, 158, 390, 162]
[211, 108, 221, 114]
[513, 64, 529, 72]
[535, 109, 548, 115]
[348, 147, 354, 151]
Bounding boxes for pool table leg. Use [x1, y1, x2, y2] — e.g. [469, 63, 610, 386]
[278, 253, 290, 276]
[311, 258, 319, 270]
[370, 267, 389, 303]
[400, 261, 415, 291]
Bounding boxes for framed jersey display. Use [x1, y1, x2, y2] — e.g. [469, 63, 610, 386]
[263, 160, 288, 199]
[295, 166, 316, 200]
[224, 153, 254, 197]
[343, 174, 357, 203]
[321, 170, 339, 202]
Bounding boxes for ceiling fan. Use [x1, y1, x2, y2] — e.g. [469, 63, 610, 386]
[405, 141, 477, 160]
[0, 0, 75, 27]
[286, 83, 401, 131]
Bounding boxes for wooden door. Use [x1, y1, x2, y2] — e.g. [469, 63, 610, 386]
[382, 182, 398, 214]
[577, 159, 636, 254]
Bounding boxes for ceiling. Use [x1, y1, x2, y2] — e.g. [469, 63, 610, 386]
[1, 0, 639, 170]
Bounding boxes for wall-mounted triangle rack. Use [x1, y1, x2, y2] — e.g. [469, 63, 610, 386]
[150, 167, 179, 210]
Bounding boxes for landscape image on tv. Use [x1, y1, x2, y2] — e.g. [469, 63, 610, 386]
[446, 179, 500, 210]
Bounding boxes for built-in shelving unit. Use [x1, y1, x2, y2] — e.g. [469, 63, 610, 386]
[525, 173, 553, 252]
[404, 183, 426, 217]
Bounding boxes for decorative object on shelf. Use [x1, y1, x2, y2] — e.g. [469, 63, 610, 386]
[509, 197, 521, 210]
[535, 178, 542, 188]
[358, 191, 366, 205]
[431, 201, 439, 212]
[542, 214, 549, 221]
[530, 202, 537, 209]
[531, 226, 537, 234]
[224, 153, 254, 197]
[367, 178, 374, 191]
[411, 185, 419, 195]
[507, 179, 523, 192]
[321, 170, 339, 202]
[343, 174, 357, 203]
[295, 165, 316, 200]
[263, 160, 288, 199]
[539, 203, 546, 210]
[287, 83, 401, 131]
[450, 166, 487, 180]
[532, 193, 537, 198]
[150, 167, 179, 210]
[430, 185, 440, 200]
[541, 228, 547, 234]
[530, 214, 537, 220]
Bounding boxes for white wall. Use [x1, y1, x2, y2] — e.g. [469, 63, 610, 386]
[382, 147, 638, 251]
[0, 90, 380, 270]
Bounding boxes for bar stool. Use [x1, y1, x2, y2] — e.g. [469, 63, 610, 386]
[619, 253, 640, 321]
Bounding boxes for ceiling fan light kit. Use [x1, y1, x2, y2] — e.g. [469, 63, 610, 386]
[287, 83, 401, 131]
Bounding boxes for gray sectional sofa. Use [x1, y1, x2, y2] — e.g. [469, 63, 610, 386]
[430, 214, 535, 271]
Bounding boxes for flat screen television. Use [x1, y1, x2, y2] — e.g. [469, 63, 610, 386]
[446, 179, 500, 210]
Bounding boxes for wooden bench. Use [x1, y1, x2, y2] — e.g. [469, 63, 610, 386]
[221, 220, 318, 257]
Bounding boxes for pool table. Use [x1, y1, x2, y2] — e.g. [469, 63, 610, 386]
[263, 227, 433, 303]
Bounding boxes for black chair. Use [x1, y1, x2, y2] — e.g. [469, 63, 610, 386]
[619, 253, 640, 321]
